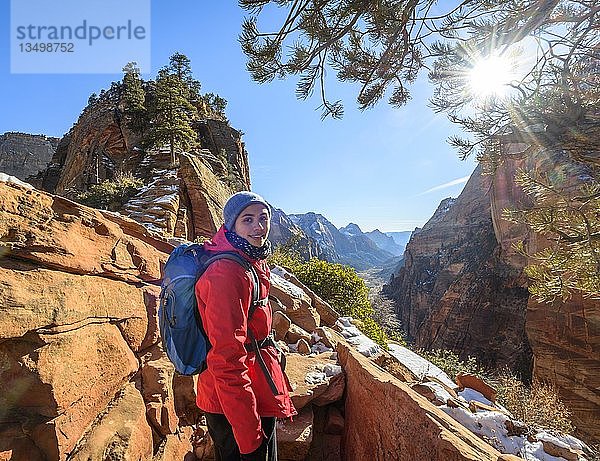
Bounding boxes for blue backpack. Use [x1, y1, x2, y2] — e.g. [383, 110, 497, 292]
[159, 243, 262, 376]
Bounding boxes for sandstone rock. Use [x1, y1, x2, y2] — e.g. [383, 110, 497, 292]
[0, 323, 139, 460]
[269, 295, 286, 313]
[296, 339, 311, 355]
[286, 323, 312, 345]
[196, 118, 251, 192]
[527, 293, 600, 442]
[68, 382, 153, 461]
[35, 87, 250, 241]
[272, 311, 292, 341]
[497, 455, 523, 461]
[178, 152, 235, 238]
[0, 258, 150, 353]
[383, 166, 532, 377]
[491, 146, 600, 442]
[138, 284, 162, 351]
[319, 434, 342, 461]
[373, 352, 416, 382]
[324, 406, 345, 435]
[337, 341, 503, 461]
[154, 425, 196, 461]
[45, 92, 143, 195]
[120, 166, 183, 237]
[140, 345, 179, 436]
[411, 383, 437, 402]
[0, 182, 168, 283]
[539, 439, 579, 461]
[0, 132, 58, 181]
[0, 425, 45, 461]
[173, 374, 203, 427]
[270, 272, 320, 332]
[277, 406, 313, 461]
[192, 425, 214, 460]
[275, 269, 339, 327]
[504, 419, 528, 437]
[457, 374, 497, 403]
[468, 400, 507, 414]
[285, 353, 345, 411]
[312, 373, 345, 406]
[313, 326, 337, 349]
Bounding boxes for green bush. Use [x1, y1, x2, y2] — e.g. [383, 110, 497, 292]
[270, 249, 388, 347]
[76, 172, 144, 211]
[418, 349, 484, 380]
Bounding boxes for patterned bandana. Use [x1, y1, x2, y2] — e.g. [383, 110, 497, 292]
[225, 230, 273, 261]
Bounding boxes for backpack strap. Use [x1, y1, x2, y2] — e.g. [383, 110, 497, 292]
[203, 252, 280, 396]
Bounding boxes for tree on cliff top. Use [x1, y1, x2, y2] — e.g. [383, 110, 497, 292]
[121, 62, 148, 134]
[240, 0, 599, 302]
[167, 52, 203, 107]
[147, 66, 198, 165]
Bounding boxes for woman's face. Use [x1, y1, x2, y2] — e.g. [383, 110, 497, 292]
[234, 203, 271, 247]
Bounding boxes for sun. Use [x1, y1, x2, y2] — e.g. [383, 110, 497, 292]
[468, 54, 515, 98]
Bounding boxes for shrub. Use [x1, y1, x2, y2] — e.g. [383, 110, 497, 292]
[494, 372, 574, 434]
[417, 350, 575, 435]
[418, 349, 484, 380]
[269, 249, 388, 347]
[76, 172, 144, 211]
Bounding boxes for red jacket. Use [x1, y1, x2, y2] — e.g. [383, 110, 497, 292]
[194, 226, 296, 454]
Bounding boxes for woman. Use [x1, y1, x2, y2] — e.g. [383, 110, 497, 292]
[195, 191, 296, 461]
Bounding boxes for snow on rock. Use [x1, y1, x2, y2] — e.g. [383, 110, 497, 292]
[335, 317, 362, 338]
[459, 388, 494, 407]
[346, 335, 380, 358]
[141, 222, 167, 236]
[311, 342, 333, 355]
[442, 401, 589, 460]
[323, 364, 342, 377]
[270, 271, 307, 300]
[305, 371, 327, 385]
[0, 172, 33, 189]
[442, 406, 525, 455]
[423, 382, 454, 404]
[384, 345, 590, 461]
[521, 442, 568, 461]
[387, 343, 456, 390]
[536, 431, 573, 450]
[333, 317, 381, 357]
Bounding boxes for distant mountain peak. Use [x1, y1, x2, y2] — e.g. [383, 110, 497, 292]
[340, 223, 362, 236]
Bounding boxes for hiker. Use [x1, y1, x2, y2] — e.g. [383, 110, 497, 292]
[195, 191, 297, 461]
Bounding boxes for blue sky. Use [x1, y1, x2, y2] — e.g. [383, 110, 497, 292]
[0, 1, 477, 232]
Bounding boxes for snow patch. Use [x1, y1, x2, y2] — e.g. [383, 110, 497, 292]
[0, 173, 33, 189]
[270, 272, 307, 299]
[387, 344, 456, 389]
[334, 317, 381, 357]
[305, 371, 327, 385]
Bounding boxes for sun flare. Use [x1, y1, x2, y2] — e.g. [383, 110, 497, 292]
[469, 55, 515, 98]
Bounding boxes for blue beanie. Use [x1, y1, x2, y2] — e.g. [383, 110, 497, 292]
[223, 191, 271, 231]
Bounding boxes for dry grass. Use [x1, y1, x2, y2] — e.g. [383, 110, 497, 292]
[494, 372, 574, 434]
[417, 349, 576, 435]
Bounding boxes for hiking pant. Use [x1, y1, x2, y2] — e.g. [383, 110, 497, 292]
[204, 412, 277, 461]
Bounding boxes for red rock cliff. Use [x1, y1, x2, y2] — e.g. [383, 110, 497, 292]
[384, 165, 533, 376]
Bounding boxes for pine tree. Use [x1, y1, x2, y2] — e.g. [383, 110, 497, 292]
[503, 170, 600, 302]
[121, 62, 147, 133]
[148, 68, 198, 165]
[204, 92, 228, 118]
[239, 0, 599, 302]
[167, 52, 202, 106]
